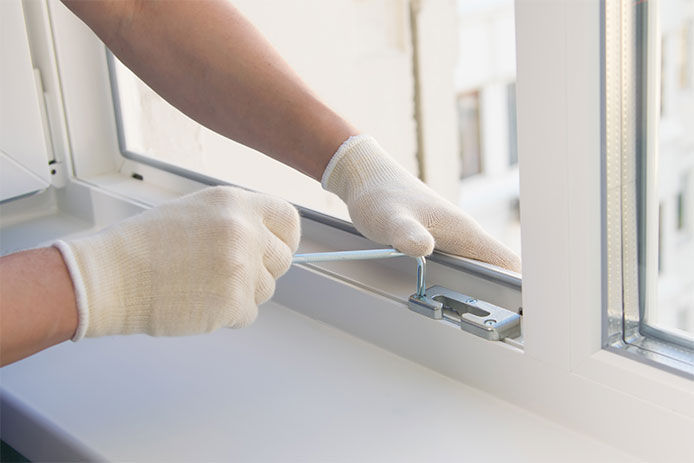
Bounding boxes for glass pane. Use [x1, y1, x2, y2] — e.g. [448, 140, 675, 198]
[604, 0, 693, 372]
[647, 2, 694, 338]
[457, 91, 483, 179]
[111, 53, 348, 220]
[455, 0, 520, 255]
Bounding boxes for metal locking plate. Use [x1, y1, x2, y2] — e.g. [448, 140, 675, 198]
[409, 285, 520, 341]
[293, 249, 520, 342]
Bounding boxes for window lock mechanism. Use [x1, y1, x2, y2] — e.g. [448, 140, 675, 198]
[292, 248, 520, 341]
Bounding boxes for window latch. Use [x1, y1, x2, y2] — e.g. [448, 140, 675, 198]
[292, 249, 520, 341]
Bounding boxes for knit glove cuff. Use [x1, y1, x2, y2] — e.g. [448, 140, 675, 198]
[321, 135, 403, 201]
[54, 225, 155, 341]
[53, 186, 301, 341]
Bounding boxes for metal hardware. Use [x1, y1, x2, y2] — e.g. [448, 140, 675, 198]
[408, 286, 520, 341]
[293, 248, 404, 263]
[293, 249, 519, 341]
[293, 249, 426, 298]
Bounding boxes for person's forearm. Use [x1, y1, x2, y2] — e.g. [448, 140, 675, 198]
[61, 0, 357, 180]
[0, 248, 78, 366]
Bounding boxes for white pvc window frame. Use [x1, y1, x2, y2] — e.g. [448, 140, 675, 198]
[19, 1, 694, 460]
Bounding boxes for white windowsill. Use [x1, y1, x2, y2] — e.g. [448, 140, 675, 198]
[0, 299, 636, 462]
[1, 177, 689, 462]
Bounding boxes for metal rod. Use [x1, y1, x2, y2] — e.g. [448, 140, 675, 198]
[292, 249, 427, 297]
[292, 248, 405, 263]
[414, 256, 426, 298]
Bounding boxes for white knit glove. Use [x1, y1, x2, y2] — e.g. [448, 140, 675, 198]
[54, 186, 300, 341]
[322, 135, 521, 272]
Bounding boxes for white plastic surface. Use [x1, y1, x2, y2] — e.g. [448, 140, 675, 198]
[0, 151, 48, 202]
[0, 1, 52, 201]
[0, 301, 637, 462]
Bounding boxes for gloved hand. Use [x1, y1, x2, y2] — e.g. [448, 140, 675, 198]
[54, 186, 300, 341]
[322, 135, 521, 272]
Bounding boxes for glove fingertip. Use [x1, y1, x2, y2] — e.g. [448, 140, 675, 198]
[468, 236, 522, 273]
[393, 227, 435, 257]
[227, 301, 259, 329]
[501, 252, 522, 274]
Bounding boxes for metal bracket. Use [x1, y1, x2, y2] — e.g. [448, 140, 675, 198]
[293, 249, 520, 341]
[408, 286, 520, 341]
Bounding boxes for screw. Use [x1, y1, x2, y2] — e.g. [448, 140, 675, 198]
[466, 298, 477, 304]
[484, 319, 496, 326]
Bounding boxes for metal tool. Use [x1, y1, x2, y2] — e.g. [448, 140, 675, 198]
[292, 248, 520, 341]
[293, 248, 426, 298]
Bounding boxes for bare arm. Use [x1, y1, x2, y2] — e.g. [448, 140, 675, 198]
[61, 0, 358, 180]
[0, 248, 77, 366]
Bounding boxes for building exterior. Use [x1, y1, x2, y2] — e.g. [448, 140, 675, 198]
[656, 0, 693, 334]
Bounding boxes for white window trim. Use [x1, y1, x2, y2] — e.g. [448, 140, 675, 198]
[9, 1, 692, 461]
[515, 1, 692, 458]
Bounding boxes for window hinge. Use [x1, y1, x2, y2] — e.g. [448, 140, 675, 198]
[33, 67, 66, 188]
[293, 249, 521, 341]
